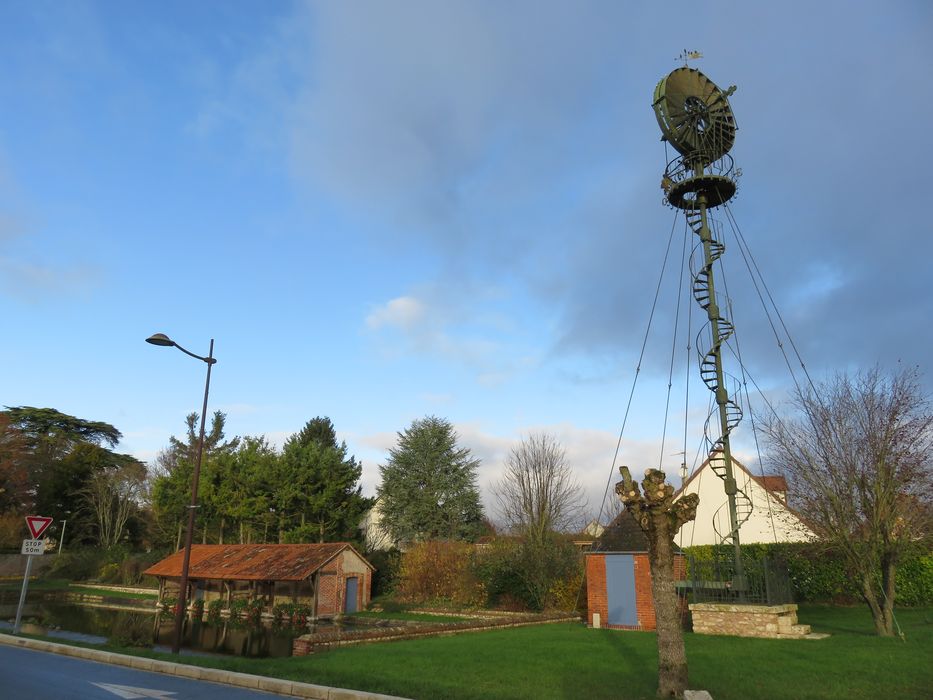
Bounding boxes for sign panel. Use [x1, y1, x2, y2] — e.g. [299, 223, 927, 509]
[26, 515, 53, 539]
[21, 539, 45, 555]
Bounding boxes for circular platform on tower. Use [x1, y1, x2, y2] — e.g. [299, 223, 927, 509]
[665, 173, 736, 210]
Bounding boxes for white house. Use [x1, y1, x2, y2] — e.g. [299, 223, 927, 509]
[673, 455, 814, 547]
[359, 498, 394, 552]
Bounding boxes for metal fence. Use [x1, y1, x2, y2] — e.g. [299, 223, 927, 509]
[680, 552, 794, 606]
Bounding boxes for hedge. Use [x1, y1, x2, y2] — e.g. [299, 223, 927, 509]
[683, 543, 933, 606]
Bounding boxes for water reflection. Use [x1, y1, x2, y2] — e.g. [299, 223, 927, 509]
[1, 601, 306, 658]
[153, 614, 302, 658]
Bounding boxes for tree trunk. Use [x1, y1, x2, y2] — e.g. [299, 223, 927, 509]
[617, 468, 698, 699]
[176, 520, 183, 551]
[861, 574, 894, 636]
[649, 516, 689, 697]
[219, 517, 225, 545]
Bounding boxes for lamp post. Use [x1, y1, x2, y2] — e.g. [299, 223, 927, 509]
[146, 332, 216, 655]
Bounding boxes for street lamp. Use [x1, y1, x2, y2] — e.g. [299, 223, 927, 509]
[146, 332, 216, 655]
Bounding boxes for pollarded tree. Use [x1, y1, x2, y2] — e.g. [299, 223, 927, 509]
[377, 416, 485, 545]
[617, 467, 699, 699]
[275, 417, 371, 544]
[760, 366, 933, 636]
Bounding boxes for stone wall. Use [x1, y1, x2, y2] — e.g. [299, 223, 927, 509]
[689, 603, 812, 638]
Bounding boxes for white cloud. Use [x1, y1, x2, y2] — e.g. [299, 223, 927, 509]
[365, 296, 427, 331]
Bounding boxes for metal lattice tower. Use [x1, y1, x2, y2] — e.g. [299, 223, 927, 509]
[653, 64, 749, 586]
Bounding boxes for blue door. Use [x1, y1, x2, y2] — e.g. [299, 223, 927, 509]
[605, 555, 637, 626]
[344, 577, 359, 614]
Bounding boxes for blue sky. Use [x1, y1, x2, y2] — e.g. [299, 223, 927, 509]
[2, 1, 931, 523]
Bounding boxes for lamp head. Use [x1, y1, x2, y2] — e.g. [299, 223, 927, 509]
[146, 333, 175, 347]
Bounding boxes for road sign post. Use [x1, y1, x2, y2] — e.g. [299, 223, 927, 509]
[14, 516, 52, 635]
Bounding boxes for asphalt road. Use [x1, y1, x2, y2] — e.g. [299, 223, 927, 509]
[0, 645, 291, 700]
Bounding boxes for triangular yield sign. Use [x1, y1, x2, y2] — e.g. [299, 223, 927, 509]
[26, 515, 53, 539]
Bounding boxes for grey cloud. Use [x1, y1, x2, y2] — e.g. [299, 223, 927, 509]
[249, 2, 933, 387]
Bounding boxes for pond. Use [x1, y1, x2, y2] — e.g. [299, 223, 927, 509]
[0, 600, 311, 658]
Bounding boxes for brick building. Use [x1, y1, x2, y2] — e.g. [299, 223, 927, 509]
[144, 543, 374, 618]
[585, 513, 685, 631]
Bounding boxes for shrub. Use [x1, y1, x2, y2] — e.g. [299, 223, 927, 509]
[367, 548, 402, 598]
[207, 599, 223, 622]
[396, 541, 485, 607]
[98, 562, 121, 583]
[229, 598, 249, 619]
[683, 543, 933, 606]
[160, 596, 177, 619]
[46, 549, 108, 581]
[548, 568, 586, 613]
[895, 553, 933, 606]
[474, 536, 583, 612]
[108, 613, 153, 648]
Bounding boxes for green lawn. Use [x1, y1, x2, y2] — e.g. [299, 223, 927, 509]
[351, 610, 470, 623]
[82, 604, 931, 700]
[0, 579, 157, 601]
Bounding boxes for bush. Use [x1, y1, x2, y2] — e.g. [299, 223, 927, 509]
[683, 543, 933, 606]
[895, 553, 933, 606]
[46, 550, 108, 581]
[98, 562, 121, 583]
[229, 598, 249, 619]
[548, 568, 586, 613]
[367, 548, 402, 598]
[108, 613, 153, 648]
[396, 541, 485, 607]
[474, 536, 583, 612]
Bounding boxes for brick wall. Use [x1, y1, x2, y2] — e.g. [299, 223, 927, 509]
[314, 550, 373, 617]
[586, 552, 686, 632]
[585, 554, 607, 627]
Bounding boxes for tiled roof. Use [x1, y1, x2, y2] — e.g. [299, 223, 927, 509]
[755, 475, 788, 493]
[143, 543, 372, 581]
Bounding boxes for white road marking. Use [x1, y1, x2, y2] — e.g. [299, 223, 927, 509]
[91, 683, 178, 699]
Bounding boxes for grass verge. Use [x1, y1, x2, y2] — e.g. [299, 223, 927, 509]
[13, 605, 933, 699]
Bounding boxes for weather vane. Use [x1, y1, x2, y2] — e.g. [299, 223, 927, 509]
[677, 49, 703, 65]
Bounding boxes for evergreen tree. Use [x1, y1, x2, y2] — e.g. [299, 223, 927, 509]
[377, 416, 484, 544]
[276, 417, 371, 544]
[149, 411, 239, 547]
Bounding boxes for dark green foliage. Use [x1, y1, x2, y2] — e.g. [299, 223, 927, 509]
[150, 414, 370, 547]
[44, 547, 168, 585]
[366, 548, 402, 598]
[895, 553, 933, 606]
[684, 543, 933, 606]
[0, 407, 145, 547]
[3, 406, 122, 450]
[108, 613, 154, 648]
[377, 416, 485, 544]
[276, 417, 372, 544]
[475, 536, 582, 611]
[150, 412, 239, 547]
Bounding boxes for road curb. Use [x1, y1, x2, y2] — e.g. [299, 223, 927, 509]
[0, 633, 407, 700]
